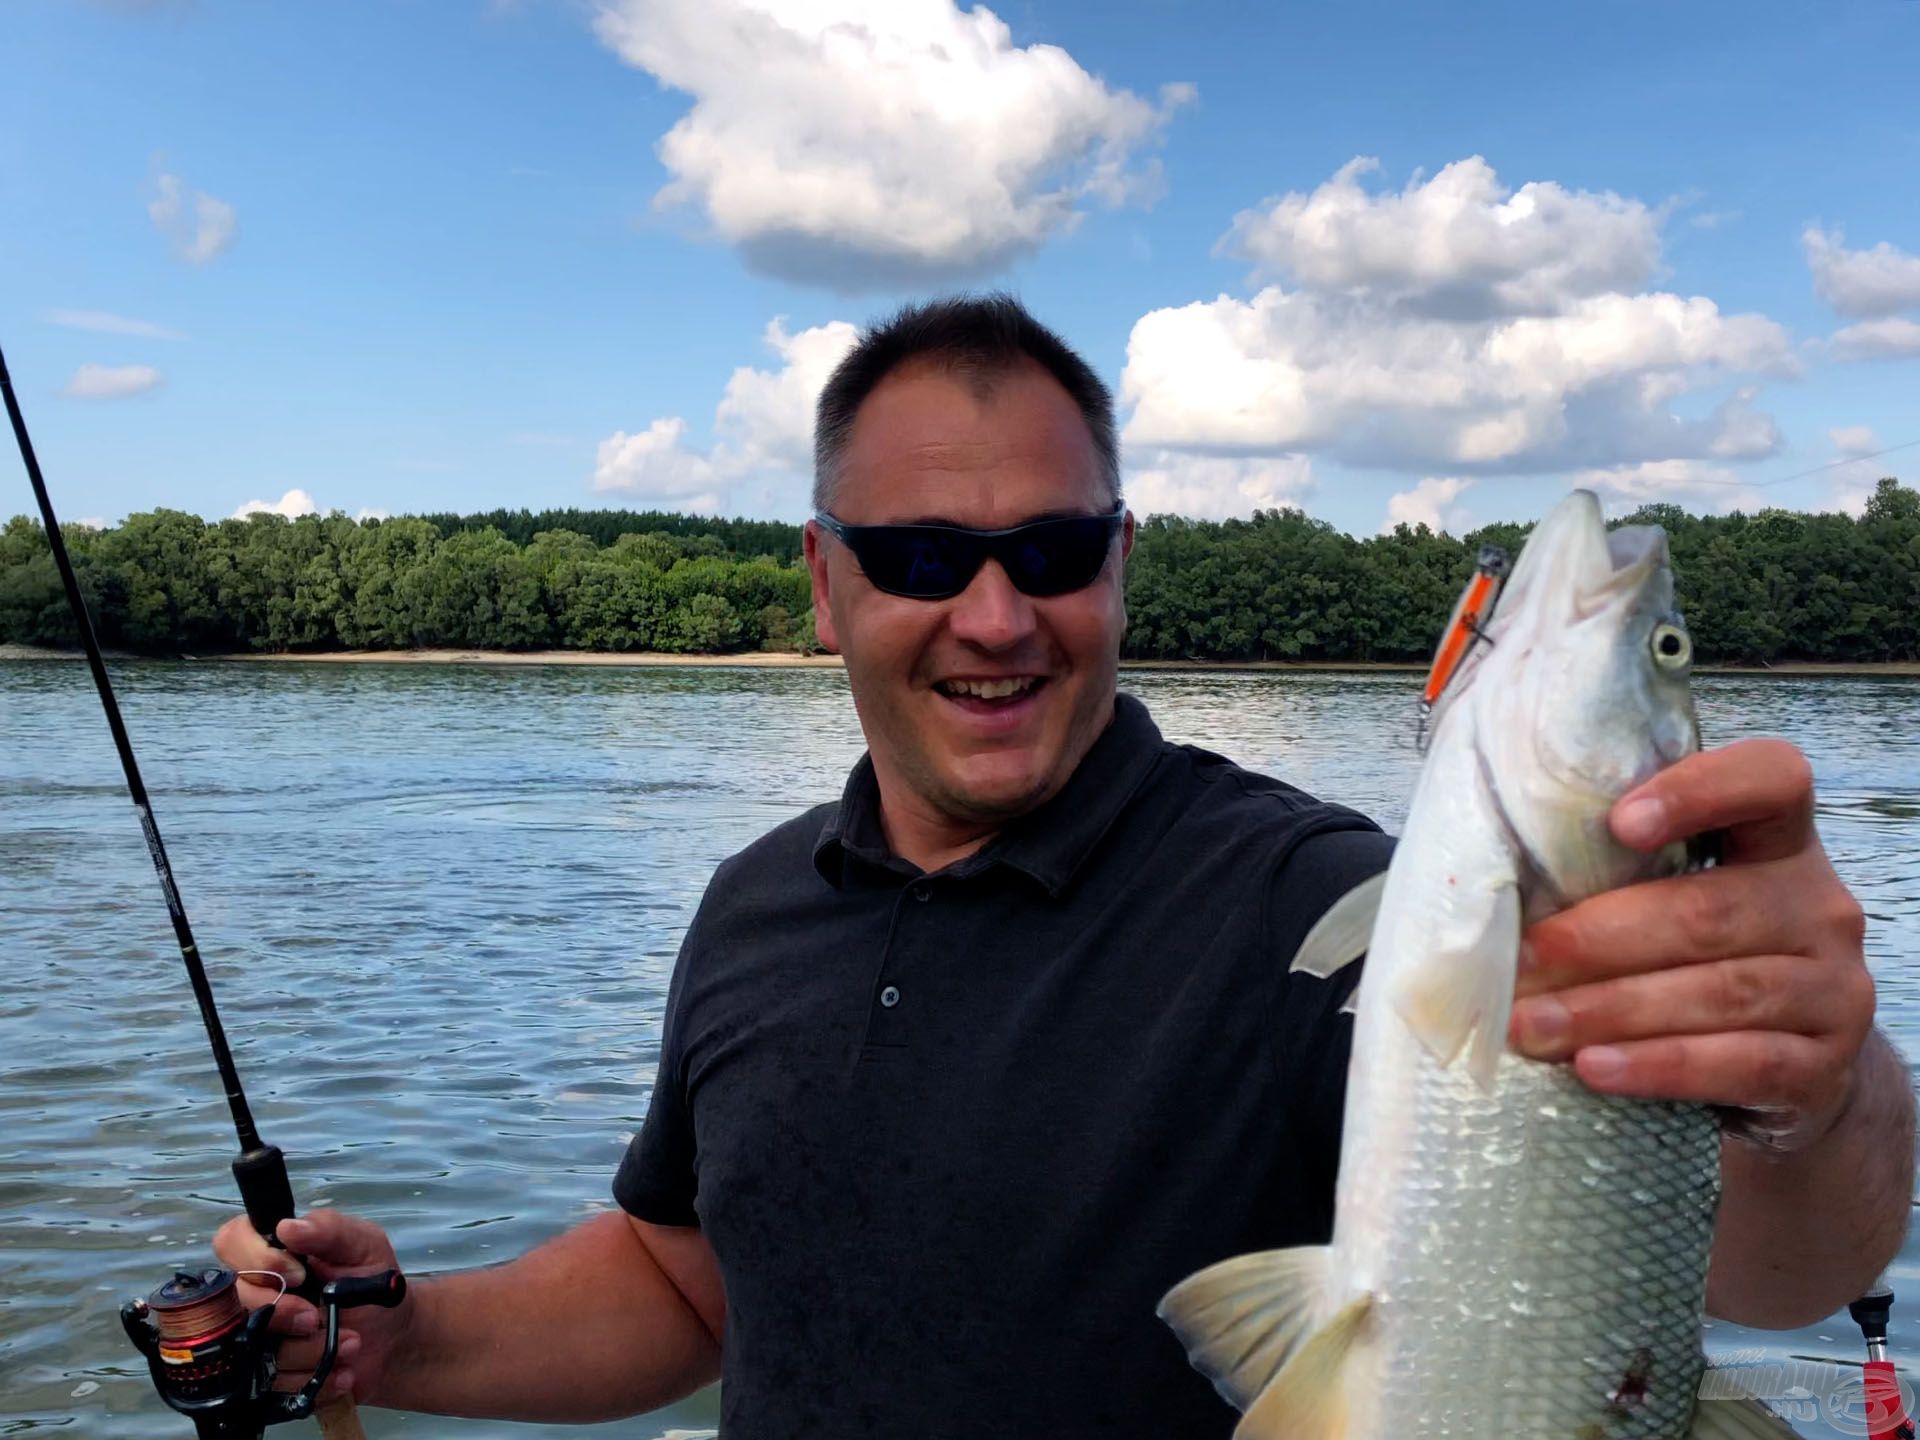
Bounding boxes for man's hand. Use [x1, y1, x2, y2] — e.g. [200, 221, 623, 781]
[213, 1208, 411, 1403]
[1503, 736, 1914, 1325]
[1508, 738, 1875, 1149]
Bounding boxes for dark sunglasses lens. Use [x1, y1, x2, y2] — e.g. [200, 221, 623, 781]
[1000, 516, 1115, 596]
[854, 529, 979, 598]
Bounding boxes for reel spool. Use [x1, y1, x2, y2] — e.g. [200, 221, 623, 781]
[123, 1264, 405, 1440]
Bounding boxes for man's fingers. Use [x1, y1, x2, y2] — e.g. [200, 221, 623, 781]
[1564, 1030, 1833, 1111]
[231, 1285, 322, 1338]
[1611, 738, 1814, 863]
[213, 1214, 307, 1290]
[276, 1207, 397, 1272]
[1512, 955, 1864, 1062]
[1519, 862, 1806, 995]
[269, 1331, 360, 1394]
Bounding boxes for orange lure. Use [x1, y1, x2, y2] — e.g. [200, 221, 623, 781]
[1417, 544, 1511, 747]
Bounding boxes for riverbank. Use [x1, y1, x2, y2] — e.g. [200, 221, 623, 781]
[5, 643, 1919, 675]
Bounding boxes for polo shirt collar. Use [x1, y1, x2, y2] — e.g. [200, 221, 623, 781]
[812, 692, 1167, 896]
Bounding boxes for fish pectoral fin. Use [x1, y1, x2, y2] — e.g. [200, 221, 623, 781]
[1687, 1395, 1808, 1438]
[1291, 872, 1389, 979]
[1157, 1247, 1331, 1411]
[1235, 1292, 1374, 1440]
[1391, 879, 1520, 1090]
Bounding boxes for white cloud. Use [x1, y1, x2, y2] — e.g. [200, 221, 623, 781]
[1117, 158, 1796, 503]
[63, 363, 164, 399]
[43, 309, 187, 340]
[591, 0, 1191, 287]
[356, 507, 391, 522]
[1120, 286, 1791, 471]
[1224, 156, 1661, 318]
[233, 489, 319, 520]
[149, 171, 237, 264]
[1567, 460, 1761, 513]
[1830, 425, 1881, 457]
[1821, 428, 1890, 515]
[593, 418, 723, 512]
[1123, 450, 1313, 520]
[1382, 477, 1473, 534]
[712, 318, 860, 471]
[593, 318, 859, 513]
[1827, 463, 1884, 518]
[68, 517, 108, 531]
[1803, 226, 1920, 318]
[1828, 316, 1920, 362]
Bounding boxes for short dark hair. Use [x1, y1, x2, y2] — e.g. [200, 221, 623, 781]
[812, 293, 1121, 512]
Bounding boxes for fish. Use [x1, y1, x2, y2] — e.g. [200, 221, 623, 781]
[1159, 490, 1799, 1439]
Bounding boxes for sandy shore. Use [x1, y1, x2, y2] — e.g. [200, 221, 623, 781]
[218, 647, 848, 669]
[4, 644, 1917, 676]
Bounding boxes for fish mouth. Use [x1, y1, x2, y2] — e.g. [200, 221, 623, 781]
[1605, 525, 1668, 576]
[1574, 523, 1670, 617]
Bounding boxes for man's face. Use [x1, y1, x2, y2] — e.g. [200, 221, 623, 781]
[804, 359, 1134, 833]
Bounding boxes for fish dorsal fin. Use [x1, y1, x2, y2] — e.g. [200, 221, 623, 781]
[1290, 873, 1388, 980]
[1236, 1291, 1374, 1440]
[1157, 1247, 1332, 1411]
[1687, 1395, 1807, 1438]
[1392, 879, 1521, 1091]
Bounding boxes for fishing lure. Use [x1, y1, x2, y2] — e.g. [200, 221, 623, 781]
[1416, 542, 1510, 752]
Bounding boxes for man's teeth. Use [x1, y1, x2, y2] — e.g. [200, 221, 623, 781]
[941, 677, 1039, 700]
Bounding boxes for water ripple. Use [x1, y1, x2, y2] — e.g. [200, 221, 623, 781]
[0, 663, 1913, 1437]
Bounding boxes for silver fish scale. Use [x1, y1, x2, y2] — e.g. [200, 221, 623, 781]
[1372, 1052, 1722, 1438]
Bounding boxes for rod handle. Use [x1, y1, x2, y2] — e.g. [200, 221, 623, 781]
[233, 1144, 299, 1245]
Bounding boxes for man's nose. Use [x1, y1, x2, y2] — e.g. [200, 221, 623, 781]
[945, 558, 1037, 650]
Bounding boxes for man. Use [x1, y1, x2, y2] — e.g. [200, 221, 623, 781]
[216, 295, 1912, 1437]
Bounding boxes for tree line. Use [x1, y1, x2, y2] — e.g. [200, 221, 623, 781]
[2, 477, 1915, 663]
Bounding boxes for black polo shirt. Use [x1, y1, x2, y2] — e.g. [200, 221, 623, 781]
[614, 692, 1393, 1439]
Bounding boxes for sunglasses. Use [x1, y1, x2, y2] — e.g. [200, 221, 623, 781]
[813, 505, 1125, 600]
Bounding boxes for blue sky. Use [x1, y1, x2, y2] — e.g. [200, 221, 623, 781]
[3, 0, 1917, 537]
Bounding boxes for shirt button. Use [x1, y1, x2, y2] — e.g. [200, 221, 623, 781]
[880, 985, 901, 1008]
[911, 883, 932, 902]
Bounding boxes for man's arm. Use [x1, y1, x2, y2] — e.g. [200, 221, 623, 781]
[214, 1207, 724, 1422]
[379, 1212, 724, 1421]
[1509, 739, 1915, 1326]
[1705, 1028, 1914, 1326]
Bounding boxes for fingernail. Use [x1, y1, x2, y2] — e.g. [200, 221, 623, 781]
[1513, 998, 1570, 1056]
[1614, 796, 1667, 848]
[1582, 1045, 1629, 1084]
[292, 1311, 318, 1337]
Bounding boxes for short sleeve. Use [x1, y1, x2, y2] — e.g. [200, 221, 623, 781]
[612, 927, 703, 1228]
[1267, 826, 1397, 1167]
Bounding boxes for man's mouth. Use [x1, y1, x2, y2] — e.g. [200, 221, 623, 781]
[934, 675, 1048, 710]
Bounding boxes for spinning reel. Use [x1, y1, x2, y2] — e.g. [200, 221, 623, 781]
[122, 1264, 406, 1440]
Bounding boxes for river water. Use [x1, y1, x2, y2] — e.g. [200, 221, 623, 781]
[1, 663, 1916, 1438]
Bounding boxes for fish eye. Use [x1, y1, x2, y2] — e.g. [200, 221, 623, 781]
[1650, 622, 1692, 670]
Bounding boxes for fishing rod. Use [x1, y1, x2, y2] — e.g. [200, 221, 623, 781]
[0, 342, 403, 1440]
[1851, 1280, 1916, 1440]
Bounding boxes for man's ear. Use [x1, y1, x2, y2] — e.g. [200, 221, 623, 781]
[803, 520, 841, 654]
[1120, 508, 1135, 563]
